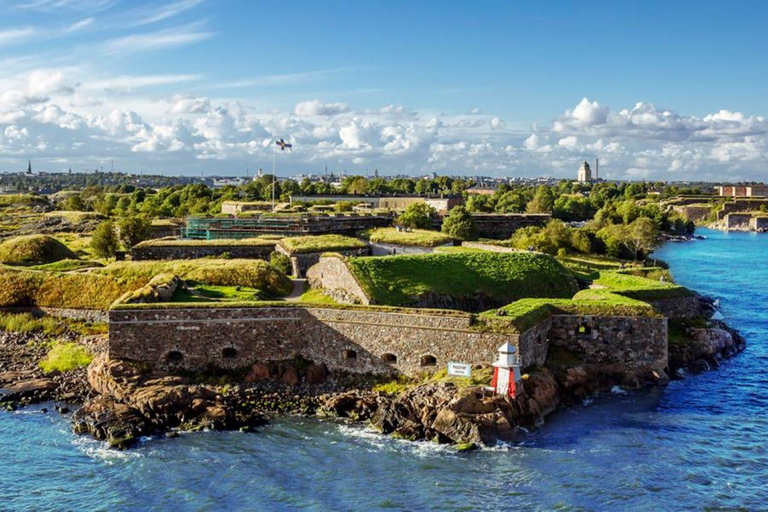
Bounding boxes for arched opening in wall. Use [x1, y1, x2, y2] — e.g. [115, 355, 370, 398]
[578, 323, 592, 336]
[343, 349, 357, 360]
[222, 347, 238, 359]
[420, 355, 437, 367]
[381, 353, 397, 364]
[165, 351, 183, 365]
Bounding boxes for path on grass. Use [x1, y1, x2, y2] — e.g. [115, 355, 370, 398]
[285, 279, 307, 301]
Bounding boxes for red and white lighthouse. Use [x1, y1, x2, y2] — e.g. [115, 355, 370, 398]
[491, 342, 522, 398]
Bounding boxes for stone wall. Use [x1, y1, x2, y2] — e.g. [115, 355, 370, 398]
[751, 217, 768, 232]
[548, 315, 667, 371]
[131, 243, 275, 261]
[306, 256, 370, 304]
[369, 242, 444, 256]
[649, 296, 701, 320]
[724, 213, 753, 229]
[275, 246, 370, 277]
[516, 316, 553, 367]
[109, 306, 515, 376]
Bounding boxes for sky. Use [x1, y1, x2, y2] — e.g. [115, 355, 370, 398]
[0, 0, 766, 181]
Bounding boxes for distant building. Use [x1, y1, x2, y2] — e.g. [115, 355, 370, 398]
[716, 185, 768, 197]
[577, 161, 592, 182]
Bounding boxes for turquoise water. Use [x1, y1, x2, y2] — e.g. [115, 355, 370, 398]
[1, 228, 767, 511]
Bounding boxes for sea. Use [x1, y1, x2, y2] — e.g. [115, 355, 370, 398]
[1, 227, 766, 511]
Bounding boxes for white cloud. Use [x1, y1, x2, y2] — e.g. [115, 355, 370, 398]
[294, 99, 349, 116]
[103, 24, 214, 55]
[135, 0, 205, 26]
[0, 28, 36, 47]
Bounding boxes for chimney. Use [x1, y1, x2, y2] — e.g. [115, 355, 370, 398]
[595, 158, 599, 181]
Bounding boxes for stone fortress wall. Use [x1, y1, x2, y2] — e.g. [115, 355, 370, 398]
[131, 243, 276, 261]
[109, 304, 670, 378]
[109, 306, 514, 376]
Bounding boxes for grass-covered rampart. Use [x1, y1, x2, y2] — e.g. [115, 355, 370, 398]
[0, 235, 77, 265]
[0, 259, 292, 310]
[347, 252, 579, 307]
[278, 234, 367, 254]
[363, 227, 453, 247]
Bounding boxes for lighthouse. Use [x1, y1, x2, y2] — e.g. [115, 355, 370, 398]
[491, 342, 522, 398]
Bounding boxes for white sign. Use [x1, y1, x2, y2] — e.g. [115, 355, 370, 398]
[447, 361, 472, 378]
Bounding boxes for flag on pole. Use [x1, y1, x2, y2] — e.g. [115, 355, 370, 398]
[276, 138, 293, 151]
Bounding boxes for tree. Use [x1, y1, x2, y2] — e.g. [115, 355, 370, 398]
[625, 217, 658, 260]
[441, 205, 476, 241]
[397, 202, 436, 229]
[117, 217, 152, 249]
[526, 185, 555, 213]
[90, 220, 119, 259]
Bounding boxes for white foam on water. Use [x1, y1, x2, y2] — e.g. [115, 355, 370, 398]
[610, 385, 628, 395]
[72, 435, 143, 463]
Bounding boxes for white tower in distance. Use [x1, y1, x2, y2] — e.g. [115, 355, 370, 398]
[577, 160, 592, 183]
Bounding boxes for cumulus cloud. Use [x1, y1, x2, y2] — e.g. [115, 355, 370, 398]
[294, 99, 349, 116]
[1, 69, 768, 181]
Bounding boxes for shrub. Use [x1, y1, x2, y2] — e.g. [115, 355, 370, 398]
[117, 216, 152, 249]
[441, 206, 476, 241]
[269, 251, 293, 275]
[397, 202, 436, 229]
[0, 235, 77, 265]
[39, 342, 93, 374]
[0, 312, 65, 336]
[90, 220, 119, 259]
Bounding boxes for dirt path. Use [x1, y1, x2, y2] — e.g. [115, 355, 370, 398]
[285, 279, 307, 301]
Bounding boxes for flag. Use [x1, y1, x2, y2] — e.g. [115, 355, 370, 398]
[276, 138, 293, 151]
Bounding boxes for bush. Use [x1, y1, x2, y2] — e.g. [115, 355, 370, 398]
[397, 202, 436, 229]
[39, 342, 93, 374]
[117, 216, 152, 249]
[269, 251, 293, 275]
[0, 235, 77, 265]
[441, 206, 476, 241]
[90, 220, 119, 259]
[0, 312, 65, 336]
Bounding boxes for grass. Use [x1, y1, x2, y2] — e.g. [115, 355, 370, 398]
[0, 235, 77, 264]
[433, 246, 485, 254]
[29, 259, 103, 272]
[477, 294, 658, 333]
[97, 259, 292, 295]
[43, 211, 106, 224]
[278, 234, 367, 254]
[170, 284, 266, 303]
[39, 342, 93, 373]
[0, 194, 48, 208]
[298, 288, 340, 305]
[0, 312, 107, 336]
[0, 312, 66, 335]
[593, 271, 692, 300]
[347, 252, 579, 307]
[134, 237, 276, 248]
[365, 227, 453, 247]
[0, 258, 292, 310]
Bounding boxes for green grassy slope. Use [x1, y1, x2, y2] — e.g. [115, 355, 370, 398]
[347, 252, 579, 307]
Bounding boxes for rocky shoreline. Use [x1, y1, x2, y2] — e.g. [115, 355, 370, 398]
[0, 301, 746, 450]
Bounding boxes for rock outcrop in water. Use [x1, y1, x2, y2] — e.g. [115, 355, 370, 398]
[73, 355, 267, 449]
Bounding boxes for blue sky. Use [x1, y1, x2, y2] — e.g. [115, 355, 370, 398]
[0, 0, 766, 180]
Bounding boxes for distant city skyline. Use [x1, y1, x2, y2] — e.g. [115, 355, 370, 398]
[0, 0, 766, 181]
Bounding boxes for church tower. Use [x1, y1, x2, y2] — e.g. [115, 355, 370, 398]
[577, 160, 591, 182]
